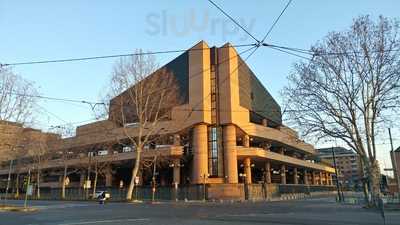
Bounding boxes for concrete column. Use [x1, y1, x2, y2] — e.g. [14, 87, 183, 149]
[264, 161, 271, 184]
[192, 124, 208, 184]
[173, 134, 180, 146]
[311, 171, 316, 185]
[329, 174, 333, 186]
[319, 171, 324, 185]
[223, 124, 238, 183]
[303, 169, 309, 185]
[280, 164, 286, 184]
[137, 169, 143, 186]
[325, 173, 330, 186]
[105, 165, 113, 187]
[243, 157, 252, 184]
[79, 172, 86, 187]
[173, 158, 181, 185]
[293, 168, 298, 184]
[278, 147, 285, 155]
[243, 134, 250, 147]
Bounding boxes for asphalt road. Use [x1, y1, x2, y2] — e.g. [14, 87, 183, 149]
[0, 198, 398, 225]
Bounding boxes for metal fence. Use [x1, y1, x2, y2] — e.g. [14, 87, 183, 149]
[0, 184, 338, 202]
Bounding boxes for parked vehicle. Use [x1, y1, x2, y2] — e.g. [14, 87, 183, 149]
[93, 191, 111, 199]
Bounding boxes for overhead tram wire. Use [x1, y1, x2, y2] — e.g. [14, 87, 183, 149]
[47, 45, 261, 140]
[6, 43, 261, 110]
[0, 43, 256, 67]
[207, 0, 260, 44]
[263, 43, 400, 58]
[267, 45, 312, 61]
[260, 0, 293, 43]
[7, 91, 105, 107]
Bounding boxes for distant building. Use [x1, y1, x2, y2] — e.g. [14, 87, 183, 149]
[317, 147, 363, 190]
[390, 147, 400, 193]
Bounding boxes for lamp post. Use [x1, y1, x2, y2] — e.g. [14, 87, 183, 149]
[24, 168, 31, 209]
[202, 173, 209, 202]
[4, 156, 14, 205]
[239, 173, 248, 200]
[151, 155, 158, 202]
[331, 146, 342, 202]
[169, 162, 184, 202]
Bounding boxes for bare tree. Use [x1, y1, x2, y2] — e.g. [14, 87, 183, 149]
[0, 67, 37, 124]
[104, 50, 180, 200]
[283, 16, 400, 205]
[26, 131, 57, 199]
[48, 126, 78, 199]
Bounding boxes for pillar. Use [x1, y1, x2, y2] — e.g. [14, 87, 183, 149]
[79, 172, 86, 187]
[173, 158, 181, 185]
[192, 124, 208, 184]
[278, 147, 285, 155]
[137, 169, 143, 186]
[293, 167, 298, 184]
[243, 134, 250, 148]
[264, 161, 271, 184]
[281, 164, 286, 184]
[105, 165, 113, 187]
[303, 169, 309, 185]
[329, 174, 333, 186]
[243, 157, 252, 184]
[311, 171, 316, 185]
[319, 171, 324, 185]
[173, 134, 180, 146]
[223, 124, 238, 183]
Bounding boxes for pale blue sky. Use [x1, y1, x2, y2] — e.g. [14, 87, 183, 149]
[1, 0, 399, 173]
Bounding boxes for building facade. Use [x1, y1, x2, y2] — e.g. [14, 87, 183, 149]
[0, 41, 335, 200]
[317, 147, 363, 190]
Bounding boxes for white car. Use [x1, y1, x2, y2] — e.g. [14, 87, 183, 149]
[93, 191, 111, 199]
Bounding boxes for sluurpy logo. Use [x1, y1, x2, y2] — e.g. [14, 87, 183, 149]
[145, 9, 256, 41]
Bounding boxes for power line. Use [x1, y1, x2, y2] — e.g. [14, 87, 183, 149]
[0, 43, 256, 67]
[5, 44, 259, 110]
[263, 43, 400, 58]
[7, 91, 105, 106]
[260, 0, 293, 43]
[267, 45, 312, 60]
[207, 0, 260, 43]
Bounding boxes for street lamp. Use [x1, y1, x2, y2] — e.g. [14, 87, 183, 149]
[202, 173, 209, 202]
[239, 173, 248, 200]
[169, 162, 184, 202]
[331, 146, 343, 202]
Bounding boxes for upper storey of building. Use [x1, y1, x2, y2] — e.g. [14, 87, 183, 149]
[0, 120, 60, 162]
[60, 41, 315, 155]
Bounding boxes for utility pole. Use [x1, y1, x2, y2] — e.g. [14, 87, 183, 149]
[4, 158, 14, 204]
[24, 169, 31, 209]
[389, 128, 400, 194]
[331, 146, 342, 202]
[151, 155, 157, 202]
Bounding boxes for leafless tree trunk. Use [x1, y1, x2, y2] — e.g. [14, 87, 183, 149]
[103, 50, 180, 200]
[283, 15, 400, 206]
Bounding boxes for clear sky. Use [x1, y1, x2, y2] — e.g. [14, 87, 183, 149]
[1, 0, 399, 174]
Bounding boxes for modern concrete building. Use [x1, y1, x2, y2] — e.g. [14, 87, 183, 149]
[317, 147, 363, 190]
[0, 41, 335, 200]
